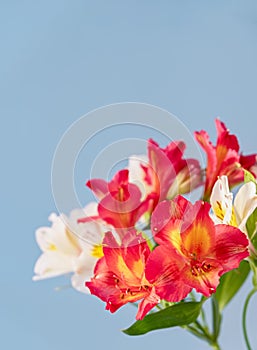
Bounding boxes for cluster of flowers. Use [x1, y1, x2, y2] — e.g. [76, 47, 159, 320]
[33, 119, 257, 322]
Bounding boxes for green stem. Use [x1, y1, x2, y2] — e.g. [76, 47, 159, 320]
[184, 321, 222, 350]
[182, 325, 208, 341]
[155, 304, 163, 311]
[242, 288, 257, 350]
[210, 342, 221, 350]
[200, 307, 208, 329]
[211, 296, 221, 341]
[182, 296, 222, 349]
[194, 320, 211, 339]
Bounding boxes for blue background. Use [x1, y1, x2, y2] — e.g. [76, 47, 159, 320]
[1, 1, 257, 349]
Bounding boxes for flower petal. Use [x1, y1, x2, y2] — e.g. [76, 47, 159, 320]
[146, 245, 191, 302]
[86, 248, 153, 316]
[128, 154, 151, 198]
[86, 179, 108, 199]
[103, 231, 144, 285]
[194, 129, 216, 198]
[216, 118, 239, 152]
[210, 176, 235, 226]
[71, 272, 92, 294]
[35, 217, 80, 256]
[148, 139, 194, 201]
[214, 224, 249, 272]
[97, 183, 144, 229]
[180, 201, 214, 258]
[86, 258, 119, 304]
[180, 258, 223, 296]
[195, 118, 256, 200]
[136, 287, 160, 320]
[33, 251, 75, 280]
[234, 181, 257, 228]
[151, 195, 192, 245]
[240, 154, 257, 170]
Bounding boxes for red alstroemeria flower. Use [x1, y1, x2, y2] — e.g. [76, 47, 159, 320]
[86, 230, 160, 320]
[195, 118, 257, 200]
[149, 196, 249, 297]
[129, 139, 202, 202]
[83, 169, 156, 232]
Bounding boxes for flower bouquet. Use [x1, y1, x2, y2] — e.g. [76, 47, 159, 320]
[33, 117, 257, 350]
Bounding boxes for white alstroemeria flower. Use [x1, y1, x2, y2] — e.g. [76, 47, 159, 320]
[128, 154, 151, 199]
[210, 175, 257, 233]
[33, 202, 110, 293]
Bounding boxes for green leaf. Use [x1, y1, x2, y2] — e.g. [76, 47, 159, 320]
[244, 169, 257, 185]
[246, 207, 257, 242]
[252, 234, 257, 252]
[215, 260, 250, 311]
[123, 302, 202, 336]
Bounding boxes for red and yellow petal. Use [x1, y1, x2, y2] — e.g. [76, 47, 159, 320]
[151, 196, 192, 247]
[86, 231, 157, 318]
[180, 201, 215, 258]
[213, 224, 249, 272]
[145, 245, 191, 302]
[106, 287, 150, 314]
[136, 287, 160, 320]
[86, 257, 118, 303]
[120, 231, 151, 281]
[103, 232, 141, 285]
[180, 258, 223, 296]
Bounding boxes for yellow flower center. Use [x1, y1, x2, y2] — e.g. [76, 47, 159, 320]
[91, 244, 104, 258]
